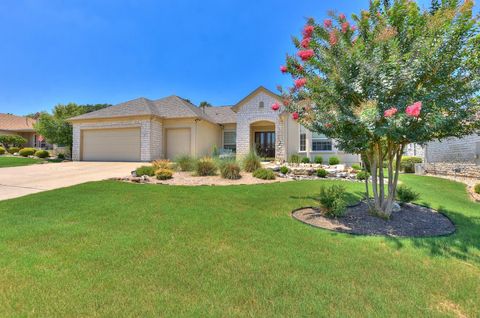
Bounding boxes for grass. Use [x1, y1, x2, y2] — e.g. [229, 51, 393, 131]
[0, 156, 43, 167]
[0, 175, 478, 316]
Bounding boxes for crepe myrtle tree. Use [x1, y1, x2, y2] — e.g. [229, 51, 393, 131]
[277, 0, 480, 217]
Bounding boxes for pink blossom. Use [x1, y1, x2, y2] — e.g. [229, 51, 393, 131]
[301, 37, 311, 48]
[384, 107, 398, 118]
[292, 112, 299, 120]
[324, 123, 333, 128]
[303, 25, 315, 38]
[341, 22, 350, 33]
[297, 49, 315, 61]
[351, 25, 357, 32]
[339, 13, 346, 20]
[271, 102, 280, 111]
[323, 19, 332, 28]
[296, 64, 304, 72]
[294, 78, 307, 89]
[329, 31, 338, 46]
[280, 65, 287, 73]
[406, 101, 422, 117]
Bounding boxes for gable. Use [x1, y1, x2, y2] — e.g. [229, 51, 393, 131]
[231, 86, 282, 113]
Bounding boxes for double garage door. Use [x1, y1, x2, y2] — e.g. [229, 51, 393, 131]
[81, 128, 141, 162]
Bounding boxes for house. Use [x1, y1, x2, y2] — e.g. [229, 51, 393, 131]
[68, 86, 360, 164]
[0, 113, 47, 148]
[422, 134, 480, 178]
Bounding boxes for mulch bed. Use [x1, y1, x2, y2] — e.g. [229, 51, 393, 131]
[292, 201, 455, 237]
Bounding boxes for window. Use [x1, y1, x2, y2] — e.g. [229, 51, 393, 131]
[312, 132, 332, 151]
[299, 126, 307, 151]
[223, 131, 236, 152]
[259, 101, 264, 108]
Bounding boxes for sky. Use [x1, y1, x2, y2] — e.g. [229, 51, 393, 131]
[0, 0, 457, 114]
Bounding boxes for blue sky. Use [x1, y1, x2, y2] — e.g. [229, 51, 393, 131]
[0, 0, 445, 114]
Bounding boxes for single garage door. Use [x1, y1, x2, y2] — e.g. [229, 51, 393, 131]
[82, 128, 141, 161]
[166, 128, 191, 159]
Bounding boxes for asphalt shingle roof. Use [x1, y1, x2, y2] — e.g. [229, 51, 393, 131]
[0, 113, 36, 131]
[203, 106, 236, 124]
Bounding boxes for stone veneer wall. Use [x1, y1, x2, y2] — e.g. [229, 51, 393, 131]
[72, 119, 163, 162]
[235, 92, 286, 161]
[422, 134, 480, 178]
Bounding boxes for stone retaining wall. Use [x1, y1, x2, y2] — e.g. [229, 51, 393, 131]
[422, 162, 480, 179]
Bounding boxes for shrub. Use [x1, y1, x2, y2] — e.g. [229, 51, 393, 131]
[0, 134, 27, 148]
[400, 156, 422, 173]
[0, 147, 5, 155]
[314, 155, 323, 164]
[220, 161, 241, 180]
[196, 157, 217, 176]
[19, 148, 36, 157]
[280, 166, 289, 174]
[175, 155, 196, 171]
[396, 185, 420, 203]
[474, 183, 480, 194]
[34, 150, 49, 158]
[351, 164, 362, 171]
[319, 185, 347, 218]
[135, 165, 155, 177]
[301, 157, 310, 164]
[356, 171, 370, 181]
[316, 168, 328, 178]
[253, 168, 276, 180]
[328, 156, 340, 165]
[8, 147, 20, 154]
[57, 153, 65, 160]
[155, 168, 173, 180]
[152, 159, 172, 170]
[243, 151, 261, 172]
[289, 154, 300, 164]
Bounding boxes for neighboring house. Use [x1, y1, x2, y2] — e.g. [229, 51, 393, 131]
[0, 113, 47, 148]
[404, 143, 425, 158]
[68, 86, 360, 164]
[422, 134, 480, 178]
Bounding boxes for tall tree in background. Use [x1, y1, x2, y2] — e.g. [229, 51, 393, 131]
[34, 103, 110, 154]
[278, 0, 479, 217]
[199, 101, 212, 108]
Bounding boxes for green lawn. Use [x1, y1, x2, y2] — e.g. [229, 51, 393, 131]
[0, 156, 43, 167]
[0, 175, 478, 317]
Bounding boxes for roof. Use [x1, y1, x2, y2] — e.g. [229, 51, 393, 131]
[203, 106, 236, 124]
[69, 95, 216, 123]
[0, 113, 36, 132]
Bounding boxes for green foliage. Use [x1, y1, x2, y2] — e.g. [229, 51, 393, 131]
[243, 151, 261, 172]
[316, 168, 328, 178]
[314, 155, 323, 164]
[135, 165, 156, 177]
[396, 185, 420, 203]
[356, 170, 370, 181]
[301, 157, 310, 164]
[175, 155, 196, 171]
[199, 101, 212, 108]
[328, 156, 340, 165]
[351, 164, 362, 171]
[18, 148, 35, 157]
[7, 147, 20, 154]
[34, 150, 49, 158]
[280, 166, 289, 174]
[34, 103, 110, 148]
[0, 135, 27, 148]
[474, 183, 480, 194]
[155, 168, 173, 180]
[289, 154, 300, 164]
[319, 185, 347, 218]
[401, 156, 423, 173]
[212, 145, 219, 157]
[0, 147, 5, 155]
[220, 161, 241, 180]
[195, 157, 217, 176]
[252, 168, 276, 180]
[57, 153, 65, 160]
[152, 159, 172, 171]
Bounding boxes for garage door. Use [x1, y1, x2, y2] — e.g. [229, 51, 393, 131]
[82, 128, 141, 161]
[166, 128, 191, 159]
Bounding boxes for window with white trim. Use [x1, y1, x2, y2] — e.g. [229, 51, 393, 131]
[299, 126, 307, 151]
[223, 131, 236, 152]
[312, 132, 332, 151]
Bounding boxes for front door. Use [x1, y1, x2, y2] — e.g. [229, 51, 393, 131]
[254, 131, 275, 158]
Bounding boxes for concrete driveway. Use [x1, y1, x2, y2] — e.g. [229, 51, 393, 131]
[0, 161, 141, 201]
